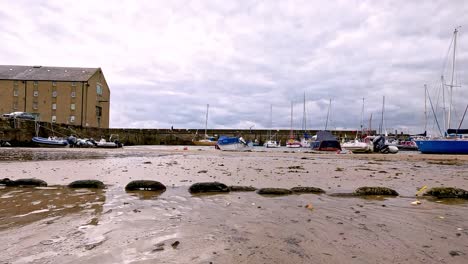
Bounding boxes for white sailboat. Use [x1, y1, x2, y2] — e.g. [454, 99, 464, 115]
[300, 92, 311, 147]
[286, 101, 302, 148]
[264, 104, 280, 148]
[193, 104, 217, 146]
[342, 98, 373, 153]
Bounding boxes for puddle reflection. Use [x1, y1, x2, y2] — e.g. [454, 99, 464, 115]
[0, 186, 105, 230]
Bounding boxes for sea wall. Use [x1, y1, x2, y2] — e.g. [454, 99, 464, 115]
[0, 118, 365, 146]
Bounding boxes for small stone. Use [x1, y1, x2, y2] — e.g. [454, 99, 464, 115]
[257, 188, 292, 195]
[69, 180, 105, 189]
[229, 185, 257, 192]
[171, 241, 180, 248]
[125, 180, 166, 191]
[189, 182, 229, 193]
[354, 186, 398, 196]
[291, 186, 325, 194]
[449, 250, 461, 256]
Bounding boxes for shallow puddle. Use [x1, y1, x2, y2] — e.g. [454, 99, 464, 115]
[0, 186, 105, 230]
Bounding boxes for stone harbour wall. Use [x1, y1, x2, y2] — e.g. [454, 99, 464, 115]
[0, 118, 365, 146]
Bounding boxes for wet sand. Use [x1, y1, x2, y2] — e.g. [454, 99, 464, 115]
[1, 146, 468, 263]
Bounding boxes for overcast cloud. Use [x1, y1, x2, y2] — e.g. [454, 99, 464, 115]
[1, 0, 468, 134]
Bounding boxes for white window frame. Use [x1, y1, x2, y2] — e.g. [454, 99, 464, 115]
[13, 88, 18, 97]
[52, 103, 57, 110]
[52, 81, 57, 86]
[96, 83, 103, 95]
[33, 81, 38, 86]
[52, 91, 57, 98]
[51, 116, 57, 123]
[71, 91, 76, 98]
[70, 103, 75, 110]
[33, 90, 39, 97]
[70, 116, 75, 123]
[33, 102, 38, 110]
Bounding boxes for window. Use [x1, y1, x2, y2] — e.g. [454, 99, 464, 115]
[33, 91, 39, 97]
[51, 116, 56, 123]
[33, 81, 38, 86]
[52, 91, 57, 97]
[96, 84, 103, 95]
[13, 88, 18, 96]
[33, 102, 38, 110]
[96, 106, 102, 117]
[71, 82, 76, 87]
[52, 103, 57, 110]
[71, 91, 76, 97]
[70, 103, 75, 110]
[13, 102, 18, 110]
[52, 81, 57, 86]
[13, 81, 18, 86]
[70, 116, 75, 123]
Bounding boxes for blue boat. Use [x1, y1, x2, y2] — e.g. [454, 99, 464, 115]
[216, 136, 252, 151]
[32, 137, 69, 147]
[415, 139, 468, 154]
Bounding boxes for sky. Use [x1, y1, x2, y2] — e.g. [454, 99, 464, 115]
[1, 0, 468, 135]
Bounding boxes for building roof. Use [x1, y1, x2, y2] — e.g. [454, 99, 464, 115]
[0, 65, 99, 81]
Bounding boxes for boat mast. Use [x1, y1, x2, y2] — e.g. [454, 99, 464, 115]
[424, 84, 427, 133]
[204, 104, 209, 137]
[302, 92, 306, 131]
[360, 98, 365, 138]
[325, 98, 331, 130]
[379, 96, 385, 135]
[269, 104, 273, 139]
[290, 101, 294, 138]
[448, 28, 458, 129]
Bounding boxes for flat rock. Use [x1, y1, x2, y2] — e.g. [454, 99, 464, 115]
[291, 186, 325, 194]
[0, 178, 47, 187]
[68, 180, 105, 189]
[125, 180, 166, 191]
[354, 186, 398, 196]
[189, 182, 229, 193]
[257, 188, 292, 195]
[424, 187, 468, 199]
[229, 185, 257, 192]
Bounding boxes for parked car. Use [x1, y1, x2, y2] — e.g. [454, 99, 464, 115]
[2, 112, 36, 120]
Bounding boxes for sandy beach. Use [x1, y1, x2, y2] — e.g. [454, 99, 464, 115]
[1, 146, 468, 263]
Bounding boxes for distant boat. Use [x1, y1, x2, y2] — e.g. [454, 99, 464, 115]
[216, 136, 253, 151]
[300, 92, 311, 148]
[264, 105, 280, 148]
[32, 136, 69, 147]
[342, 98, 373, 153]
[95, 137, 123, 148]
[311, 131, 341, 151]
[415, 28, 468, 154]
[342, 139, 373, 153]
[193, 104, 217, 146]
[286, 101, 302, 148]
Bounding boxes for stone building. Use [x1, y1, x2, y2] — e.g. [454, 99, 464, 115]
[0, 65, 110, 128]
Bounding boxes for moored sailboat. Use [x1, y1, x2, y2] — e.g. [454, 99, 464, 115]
[193, 104, 217, 146]
[415, 28, 468, 154]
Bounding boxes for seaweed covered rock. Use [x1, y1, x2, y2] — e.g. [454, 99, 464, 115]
[0, 178, 47, 187]
[291, 186, 325, 194]
[189, 182, 229, 193]
[423, 187, 468, 199]
[354, 186, 398, 196]
[69, 180, 105, 189]
[257, 188, 292, 195]
[229, 185, 257, 192]
[125, 180, 166, 191]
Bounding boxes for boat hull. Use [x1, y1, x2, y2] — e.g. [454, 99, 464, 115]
[32, 137, 68, 148]
[193, 140, 217, 146]
[217, 143, 252, 151]
[415, 140, 468, 154]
